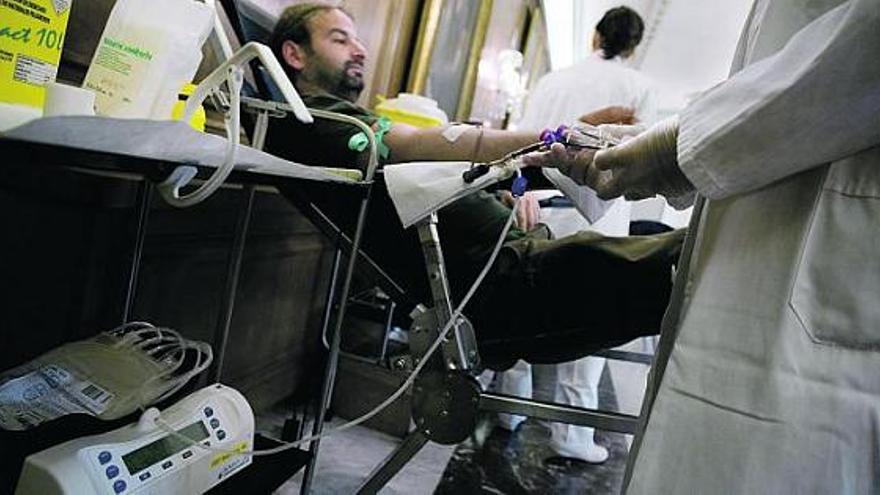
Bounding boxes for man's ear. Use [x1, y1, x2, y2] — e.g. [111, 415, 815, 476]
[281, 40, 308, 71]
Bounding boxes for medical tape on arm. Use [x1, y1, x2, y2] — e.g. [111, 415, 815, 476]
[441, 123, 475, 143]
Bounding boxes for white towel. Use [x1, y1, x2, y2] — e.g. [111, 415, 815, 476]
[383, 160, 521, 228]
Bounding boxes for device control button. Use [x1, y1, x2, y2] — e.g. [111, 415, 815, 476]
[216, 429, 226, 441]
[203, 407, 214, 417]
[98, 451, 112, 464]
[106, 465, 119, 479]
[139, 472, 152, 482]
[113, 480, 127, 493]
[210, 418, 220, 429]
[182, 450, 193, 459]
[162, 460, 173, 470]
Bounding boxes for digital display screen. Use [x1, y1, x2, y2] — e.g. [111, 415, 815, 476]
[122, 421, 209, 475]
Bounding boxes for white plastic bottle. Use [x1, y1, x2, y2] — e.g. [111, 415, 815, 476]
[82, 0, 214, 119]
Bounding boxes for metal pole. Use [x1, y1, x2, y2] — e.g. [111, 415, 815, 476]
[209, 185, 255, 383]
[319, 247, 343, 350]
[122, 180, 152, 324]
[378, 300, 396, 364]
[622, 196, 707, 492]
[356, 431, 429, 495]
[480, 392, 640, 435]
[300, 189, 373, 494]
[209, 110, 269, 383]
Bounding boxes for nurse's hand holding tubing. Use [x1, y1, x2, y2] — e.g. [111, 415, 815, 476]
[524, 116, 696, 209]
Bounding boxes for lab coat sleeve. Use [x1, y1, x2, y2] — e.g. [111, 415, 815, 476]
[677, 0, 880, 199]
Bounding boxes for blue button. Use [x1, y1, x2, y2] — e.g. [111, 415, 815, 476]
[105, 465, 119, 479]
[98, 451, 112, 465]
[216, 430, 226, 441]
[210, 418, 220, 429]
[162, 460, 173, 470]
[138, 472, 151, 482]
[203, 407, 214, 417]
[113, 480, 126, 493]
[182, 450, 193, 459]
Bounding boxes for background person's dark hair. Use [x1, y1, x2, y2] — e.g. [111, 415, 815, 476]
[595, 6, 645, 59]
[269, 2, 351, 81]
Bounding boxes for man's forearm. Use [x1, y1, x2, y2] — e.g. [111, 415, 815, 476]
[385, 125, 540, 164]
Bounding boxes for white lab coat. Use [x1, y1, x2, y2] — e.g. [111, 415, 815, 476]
[628, 0, 880, 492]
[519, 52, 657, 235]
[500, 53, 657, 456]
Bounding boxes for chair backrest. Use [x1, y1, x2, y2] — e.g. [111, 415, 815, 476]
[228, 0, 287, 102]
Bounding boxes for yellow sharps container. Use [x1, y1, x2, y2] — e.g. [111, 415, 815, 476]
[374, 93, 448, 128]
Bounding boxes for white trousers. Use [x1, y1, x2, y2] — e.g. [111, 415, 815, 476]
[498, 356, 606, 448]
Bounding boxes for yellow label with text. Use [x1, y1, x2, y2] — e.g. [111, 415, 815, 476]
[0, 0, 72, 108]
[210, 441, 249, 469]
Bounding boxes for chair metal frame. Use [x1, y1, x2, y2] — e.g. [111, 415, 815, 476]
[239, 97, 669, 492]
[235, 69, 685, 495]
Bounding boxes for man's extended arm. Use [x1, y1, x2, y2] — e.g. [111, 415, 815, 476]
[382, 123, 539, 164]
[382, 104, 636, 164]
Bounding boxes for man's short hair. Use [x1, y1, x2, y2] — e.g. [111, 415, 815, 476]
[269, 2, 352, 81]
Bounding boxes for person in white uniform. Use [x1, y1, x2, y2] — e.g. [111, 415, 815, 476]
[498, 6, 656, 464]
[526, 0, 880, 491]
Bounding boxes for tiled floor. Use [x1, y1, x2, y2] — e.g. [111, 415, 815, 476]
[434, 364, 632, 494]
[266, 341, 651, 494]
[265, 415, 455, 494]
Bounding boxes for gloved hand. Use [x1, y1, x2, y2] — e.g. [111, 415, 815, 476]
[522, 142, 598, 185]
[591, 116, 695, 208]
[522, 122, 632, 185]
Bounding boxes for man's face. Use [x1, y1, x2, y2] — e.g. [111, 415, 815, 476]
[295, 9, 367, 101]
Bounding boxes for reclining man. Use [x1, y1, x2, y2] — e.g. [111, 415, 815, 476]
[266, 3, 684, 369]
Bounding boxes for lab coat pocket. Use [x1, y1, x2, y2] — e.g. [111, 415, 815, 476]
[790, 148, 880, 350]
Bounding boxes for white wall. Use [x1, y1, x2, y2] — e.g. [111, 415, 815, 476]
[636, 0, 753, 116]
[541, 0, 575, 69]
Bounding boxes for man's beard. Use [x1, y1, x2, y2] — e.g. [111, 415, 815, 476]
[313, 61, 364, 102]
[334, 61, 365, 101]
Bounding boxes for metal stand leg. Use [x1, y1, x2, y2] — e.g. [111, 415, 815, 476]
[300, 190, 373, 495]
[208, 109, 269, 383]
[347, 215, 484, 494]
[122, 180, 152, 324]
[282, 246, 342, 443]
[480, 392, 639, 434]
[356, 430, 430, 495]
[621, 196, 706, 492]
[319, 247, 343, 351]
[209, 185, 255, 383]
[378, 299, 396, 364]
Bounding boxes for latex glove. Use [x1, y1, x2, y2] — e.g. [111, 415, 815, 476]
[522, 122, 637, 183]
[590, 116, 695, 208]
[593, 123, 646, 142]
[499, 191, 541, 231]
[522, 142, 599, 186]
